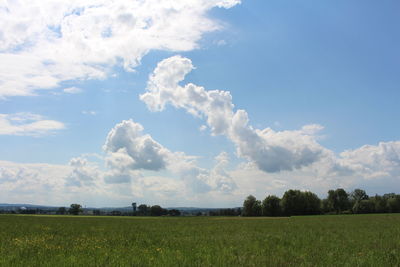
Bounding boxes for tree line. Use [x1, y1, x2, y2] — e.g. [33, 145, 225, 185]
[0, 203, 181, 216]
[135, 204, 181, 216]
[66, 203, 181, 216]
[2, 189, 400, 217]
[242, 188, 400, 216]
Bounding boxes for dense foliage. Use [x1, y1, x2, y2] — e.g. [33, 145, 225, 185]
[68, 204, 83, 215]
[242, 188, 400, 216]
[136, 205, 180, 216]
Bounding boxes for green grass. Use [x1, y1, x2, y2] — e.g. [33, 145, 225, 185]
[0, 214, 399, 266]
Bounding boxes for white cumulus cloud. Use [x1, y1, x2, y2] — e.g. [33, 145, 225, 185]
[0, 0, 240, 98]
[104, 119, 170, 171]
[339, 141, 400, 179]
[139, 55, 400, 199]
[103, 118, 237, 193]
[140, 56, 327, 173]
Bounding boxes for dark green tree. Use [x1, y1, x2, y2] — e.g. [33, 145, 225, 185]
[262, 195, 281, 216]
[321, 198, 330, 213]
[69, 204, 82, 215]
[371, 195, 387, 213]
[281, 190, 304, 216]
[303, 191, 321, 215]
[353, 199, 375, 214]
[350, 189, 369, 202]
[281, 190, 321, 216]
[387, 195, 400, 213]
[253, 200, 262, 216]
[137, 204, 149, 216]
[327, 188, 350, 214]
[350, 189, 369, 213]
[242, 195, 261, 216]
[150, 205, 166, 216]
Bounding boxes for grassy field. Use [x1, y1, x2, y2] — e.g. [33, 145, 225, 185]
[0, 214, 399, 266]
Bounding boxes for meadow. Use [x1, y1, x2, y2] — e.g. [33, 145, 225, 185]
[0, 214, 399, 266]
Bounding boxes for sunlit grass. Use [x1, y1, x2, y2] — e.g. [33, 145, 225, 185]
[0, 214, 399, 266]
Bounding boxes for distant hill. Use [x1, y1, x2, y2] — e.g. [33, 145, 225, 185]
[167, 207, 207, 211]
[0, 203, 56, 210]
[0, 203, 239, 213]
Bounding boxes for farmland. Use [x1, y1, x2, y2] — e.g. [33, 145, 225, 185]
[0, 214, 399, 266]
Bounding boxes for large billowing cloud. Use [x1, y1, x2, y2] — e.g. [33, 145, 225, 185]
[339, 141, 400, 180]
[1, 53, 398, 206]
[103, 119, 237, 193]
[140, 56, 327, 173]
[1, 139, 398, 207]
[140, 55, 400, 191]
[232, 140, 400, 199]
[104, 120, 169, 171]
[0, 113, 65, 136]
[230, 112, 326, 173]
[0, 116, 398, 206]
[0, 0, 240, 98]
[0, 116, 238, 205]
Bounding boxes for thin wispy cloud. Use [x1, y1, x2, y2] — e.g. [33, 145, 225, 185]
[0, 113, 65, 136]
[82, 110, 97, 116]
[63, 87, 83, 94]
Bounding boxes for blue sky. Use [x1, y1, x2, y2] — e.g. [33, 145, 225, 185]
[0, 0, 399, 207]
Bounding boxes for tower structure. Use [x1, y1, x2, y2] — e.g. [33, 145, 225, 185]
[132, 202, 137, 213]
